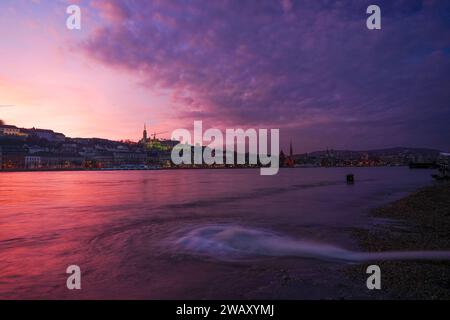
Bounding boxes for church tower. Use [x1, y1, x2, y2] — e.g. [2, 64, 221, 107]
[143, 123, 148, 143]
[284, 139, 294, 167]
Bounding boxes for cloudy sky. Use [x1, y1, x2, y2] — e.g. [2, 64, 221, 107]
[0, 0, 449, 152]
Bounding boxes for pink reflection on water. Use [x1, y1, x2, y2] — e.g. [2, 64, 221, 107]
[0, 168, 434, 299]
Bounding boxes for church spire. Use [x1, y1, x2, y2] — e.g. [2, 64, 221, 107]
[143, 123, 147, 142]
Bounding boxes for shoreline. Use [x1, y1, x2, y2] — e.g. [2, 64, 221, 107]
[0, 167, 261, 173]
[0, 165, 411, 173]
[349, 182, 450, 299]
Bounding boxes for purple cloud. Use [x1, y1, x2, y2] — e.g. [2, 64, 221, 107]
[82, 0, 450, 151]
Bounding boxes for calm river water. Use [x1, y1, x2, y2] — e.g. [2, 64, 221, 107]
[0, 167, 434, 299]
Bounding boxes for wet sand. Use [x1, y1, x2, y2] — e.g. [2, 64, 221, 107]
[349, 183, 450, 299]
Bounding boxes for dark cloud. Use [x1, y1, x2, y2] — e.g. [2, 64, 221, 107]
[83, 0, 450, 151]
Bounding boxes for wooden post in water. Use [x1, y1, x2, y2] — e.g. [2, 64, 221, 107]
[346, 174, 354, 184]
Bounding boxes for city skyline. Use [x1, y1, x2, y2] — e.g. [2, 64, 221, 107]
[0, 0, 449, 153]
[1, 120, 446, 158]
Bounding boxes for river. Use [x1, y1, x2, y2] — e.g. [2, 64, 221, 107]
[0, 167, 435, 299]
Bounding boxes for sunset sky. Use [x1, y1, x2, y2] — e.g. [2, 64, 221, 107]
[0, 0, 449, 152]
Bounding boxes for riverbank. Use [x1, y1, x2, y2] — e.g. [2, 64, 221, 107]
[0, 165, 410, 173]
[349, 182, 450, 299]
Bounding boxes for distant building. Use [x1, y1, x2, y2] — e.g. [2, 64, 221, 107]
[0, 125, 21, 136]
[113, 150, 147, 166]
[140, 123, 148, 144]
[438, 152, 450, 167]
[0, 125, 28, 138]
[25, 155, 41, 169]
[27, 145, 49, 154]
[33, 152, 84, 169]
[91, 152, 114, 168]
[0, 145, 26, 169]
[24, 128, 66, 142]
[284, 140, 295, 167]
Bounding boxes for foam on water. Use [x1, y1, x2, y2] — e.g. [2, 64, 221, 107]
[174, 224, 450, 263]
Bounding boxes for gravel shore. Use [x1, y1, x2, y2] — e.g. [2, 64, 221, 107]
[349, 183, 450, 299]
